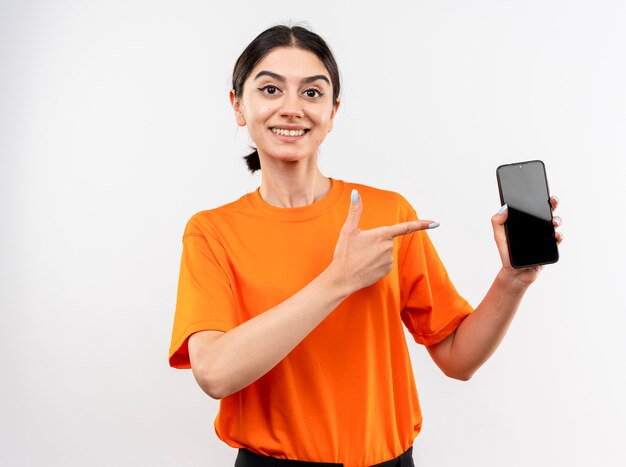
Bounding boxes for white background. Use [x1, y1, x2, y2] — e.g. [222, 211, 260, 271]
[2, 1, 625, 466]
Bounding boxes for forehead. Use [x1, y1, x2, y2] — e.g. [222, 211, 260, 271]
[248, 47, 330, 82]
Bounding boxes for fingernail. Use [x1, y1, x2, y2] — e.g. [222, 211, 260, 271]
[497, 204, 508, 216]
[351, 189, 359, 203]
[553, 216, 561, 226]
[428, 222, 440, 229]
[552, 195, 560, 203]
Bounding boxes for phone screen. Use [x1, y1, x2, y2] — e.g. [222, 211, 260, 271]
[496, 160, 559, 268]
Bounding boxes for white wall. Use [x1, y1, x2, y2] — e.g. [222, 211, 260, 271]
[2, 1, 625, 465]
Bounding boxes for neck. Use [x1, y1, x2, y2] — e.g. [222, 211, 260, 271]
[258, 157, 331, 208]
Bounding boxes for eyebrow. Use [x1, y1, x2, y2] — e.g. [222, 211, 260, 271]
[253, 70, 330, 86]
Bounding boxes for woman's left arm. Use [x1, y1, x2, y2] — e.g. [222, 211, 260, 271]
[426, 196, 563, 381]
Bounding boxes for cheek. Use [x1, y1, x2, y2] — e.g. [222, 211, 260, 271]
[243, 107, 271, 136]
[240, 92, 273, 121]
[310, 108, 333, 128]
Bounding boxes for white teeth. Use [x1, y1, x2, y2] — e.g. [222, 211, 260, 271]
[271, 128, 306, 136]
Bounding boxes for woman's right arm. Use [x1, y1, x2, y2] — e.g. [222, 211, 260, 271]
[188, 191, 436, 399]
[188, 266, 350, 399]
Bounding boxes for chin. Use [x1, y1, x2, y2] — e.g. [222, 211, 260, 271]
[266, 151, 312, 164]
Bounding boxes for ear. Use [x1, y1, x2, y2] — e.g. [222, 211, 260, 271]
[328, 98, 341, 133]
[230, 90, 246, 127]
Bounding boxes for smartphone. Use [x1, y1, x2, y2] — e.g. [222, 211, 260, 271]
[496, 160, 559, 268]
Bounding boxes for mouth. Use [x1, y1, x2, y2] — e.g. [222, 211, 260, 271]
[270, 127, 308, 137]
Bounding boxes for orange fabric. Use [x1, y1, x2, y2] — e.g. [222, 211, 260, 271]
[169, 179, 473, 466]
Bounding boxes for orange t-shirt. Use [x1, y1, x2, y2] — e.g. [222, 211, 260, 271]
[169, 178, 473, 466]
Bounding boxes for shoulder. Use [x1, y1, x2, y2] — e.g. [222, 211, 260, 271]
[183, 194, 251, 238]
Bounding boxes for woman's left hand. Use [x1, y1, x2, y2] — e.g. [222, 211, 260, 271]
[491, 196, 564, 287]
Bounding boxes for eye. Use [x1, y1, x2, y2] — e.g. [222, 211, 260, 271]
[259, 85, 280, 95]
[304, 88, 323, 98]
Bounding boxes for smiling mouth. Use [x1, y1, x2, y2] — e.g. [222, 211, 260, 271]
[271, 128, 308, 137]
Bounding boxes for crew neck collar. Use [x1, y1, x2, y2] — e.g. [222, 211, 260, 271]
[246, 178, 345, 221]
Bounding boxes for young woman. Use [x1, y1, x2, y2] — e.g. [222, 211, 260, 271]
[169, 25, 563, 467]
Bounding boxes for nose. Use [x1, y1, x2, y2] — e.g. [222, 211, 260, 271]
[279, 93, 304, 119]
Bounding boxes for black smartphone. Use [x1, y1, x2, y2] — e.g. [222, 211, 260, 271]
[496, 160, 559, 268]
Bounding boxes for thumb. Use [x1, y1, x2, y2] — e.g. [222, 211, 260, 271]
[491, 204, 511, 265]
[342, 189, 362, 232]
[491, 203, 508, 227]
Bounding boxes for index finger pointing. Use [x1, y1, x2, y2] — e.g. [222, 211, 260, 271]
[384, 220, 440, 238]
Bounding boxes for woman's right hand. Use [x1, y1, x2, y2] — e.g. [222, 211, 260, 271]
[329, 189, 438, 294]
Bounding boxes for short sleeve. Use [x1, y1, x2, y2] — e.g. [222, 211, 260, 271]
[168, 218, 237, 369]
[398, 208, 473, 346]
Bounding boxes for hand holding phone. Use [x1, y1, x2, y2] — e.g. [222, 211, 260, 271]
[496, 160, 559, 268]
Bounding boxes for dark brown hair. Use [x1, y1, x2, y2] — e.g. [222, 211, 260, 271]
[232, 25, 341, 173]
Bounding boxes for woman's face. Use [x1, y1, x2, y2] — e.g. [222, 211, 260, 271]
[231, 47, 339, 166]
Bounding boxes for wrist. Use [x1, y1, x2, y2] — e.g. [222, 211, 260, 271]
[321, 262, 355, 301]
[496, 267, 532, 294]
